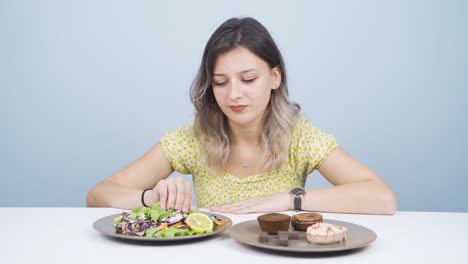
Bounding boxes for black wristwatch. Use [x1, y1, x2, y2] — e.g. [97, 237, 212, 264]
[290, 187, 306, 211]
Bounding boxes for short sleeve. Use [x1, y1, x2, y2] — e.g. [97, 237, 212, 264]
[290, 118, 338, 177]
[160, 124, 199, 174]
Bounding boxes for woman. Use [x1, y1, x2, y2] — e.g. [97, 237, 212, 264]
[86, 17, 397, 215]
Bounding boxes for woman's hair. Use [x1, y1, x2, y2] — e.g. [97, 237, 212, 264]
[190, 17, 301, 172]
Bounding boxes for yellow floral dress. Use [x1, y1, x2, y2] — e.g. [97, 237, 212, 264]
[160, 117, 337, 207]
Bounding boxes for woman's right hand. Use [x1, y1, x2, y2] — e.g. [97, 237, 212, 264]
[146, 176, 193, 213]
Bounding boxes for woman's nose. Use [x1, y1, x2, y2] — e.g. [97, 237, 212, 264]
[228, 81, 242, 99]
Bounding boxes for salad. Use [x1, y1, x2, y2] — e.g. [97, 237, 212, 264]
[113, 202, 228, 238]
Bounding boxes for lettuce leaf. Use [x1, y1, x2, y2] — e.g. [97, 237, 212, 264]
[154, 227, 197, 237]
[112, 215, 123, 227]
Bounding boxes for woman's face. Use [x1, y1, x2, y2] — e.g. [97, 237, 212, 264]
[212, 46, 281, 128]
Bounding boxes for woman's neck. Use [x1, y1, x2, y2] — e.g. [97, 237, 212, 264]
[226, 118, 266, 176]
[228, 119, 262, 147]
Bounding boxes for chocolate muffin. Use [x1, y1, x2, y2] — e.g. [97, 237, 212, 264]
[257, 213, 291, 234]
[291, 212, 323, 231]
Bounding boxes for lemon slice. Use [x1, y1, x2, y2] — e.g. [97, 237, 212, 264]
[186, 213, 214, 234]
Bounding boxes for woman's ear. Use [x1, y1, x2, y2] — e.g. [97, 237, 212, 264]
[271, 66, 282, 90]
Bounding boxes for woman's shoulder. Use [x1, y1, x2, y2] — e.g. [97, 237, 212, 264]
[163, 122, 195, 139]
[160, 122, 199, 149]
[291, 116, 336, 143]
[160, 122, 200, 174]
[292, 116, 315, 136]
[289, 116, 338, 172]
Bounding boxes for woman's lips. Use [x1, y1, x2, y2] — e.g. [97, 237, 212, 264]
[230, 105, 247, 112]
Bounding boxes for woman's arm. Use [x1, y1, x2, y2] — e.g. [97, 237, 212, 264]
[86, 142, 192, 211]
[211, 147, 397, 214]
[302, 147, 397, 214]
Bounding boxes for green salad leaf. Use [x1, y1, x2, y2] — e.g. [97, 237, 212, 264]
[112, 215, 123, 227]
[154, 227, 197, 237]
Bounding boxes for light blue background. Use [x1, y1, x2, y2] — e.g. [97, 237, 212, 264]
[1, 0, 467, 212]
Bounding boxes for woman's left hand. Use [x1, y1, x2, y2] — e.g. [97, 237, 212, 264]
[210, 191, 291, 214]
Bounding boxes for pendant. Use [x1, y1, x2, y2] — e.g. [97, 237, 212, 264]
[242, 161, 248, 168]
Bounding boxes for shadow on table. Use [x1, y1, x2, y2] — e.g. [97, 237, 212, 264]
[96, 230, 229, 247]
[237, 243, 371, 258]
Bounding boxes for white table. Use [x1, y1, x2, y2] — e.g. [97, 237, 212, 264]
[1, 208, 467, 264]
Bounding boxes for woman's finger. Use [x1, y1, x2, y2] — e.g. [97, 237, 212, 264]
[156, 180, 168, 210]
[165, 178, 176, 209]
[174, 176, 186, 210]
[182, 180, 192, 213]
[148, 188, 160, 207]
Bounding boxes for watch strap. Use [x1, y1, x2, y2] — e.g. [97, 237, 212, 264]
[293, 195, 302, 211]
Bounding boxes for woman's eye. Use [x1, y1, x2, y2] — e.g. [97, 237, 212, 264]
[213, 81, 227, 86]
[242, 78, 257, 83]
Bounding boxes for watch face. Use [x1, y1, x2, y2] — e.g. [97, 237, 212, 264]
[291, 187, 305, 196]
